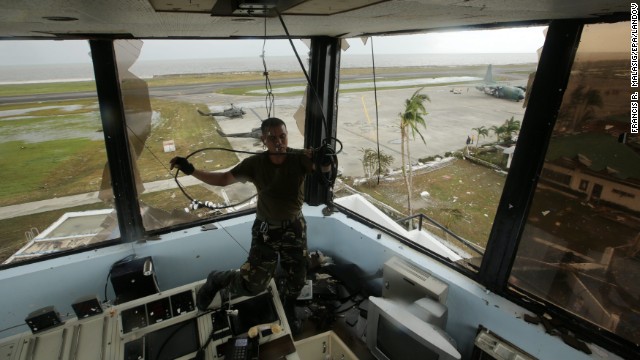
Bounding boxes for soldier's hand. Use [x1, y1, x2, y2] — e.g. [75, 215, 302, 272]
[170, 157, 195, 175]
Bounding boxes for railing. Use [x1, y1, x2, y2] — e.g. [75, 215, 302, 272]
[396, 213, 484, 255]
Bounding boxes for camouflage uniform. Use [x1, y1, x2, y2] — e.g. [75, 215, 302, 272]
[215, 148, 312, 300]
[229, 216, 308, 298]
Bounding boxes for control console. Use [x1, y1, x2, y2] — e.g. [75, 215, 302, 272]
[0, 279, 295, 360]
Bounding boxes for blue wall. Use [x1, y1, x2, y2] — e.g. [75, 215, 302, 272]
[0, 205, 618, 359]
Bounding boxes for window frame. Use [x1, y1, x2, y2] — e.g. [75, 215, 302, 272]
[2, 18, 637, 359]
[480, 18, 639, 358]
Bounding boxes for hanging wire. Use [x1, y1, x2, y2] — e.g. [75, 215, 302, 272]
[276, 10, 343, 191]
[126, 124, 172, 174]
[370, 37, 382, 185]
[276, 11, 330, 140]
[122, 22, 343, 211]
[262, 18, 275, 118]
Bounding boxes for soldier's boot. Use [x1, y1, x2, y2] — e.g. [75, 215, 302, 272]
[196, 270, 235, 311]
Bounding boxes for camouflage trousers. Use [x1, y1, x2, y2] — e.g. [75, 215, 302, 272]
[228, 216, 308, 299]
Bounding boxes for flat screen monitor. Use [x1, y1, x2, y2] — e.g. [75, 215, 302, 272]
[144, 318, 199, 360]
[229, 293, 279, 336]
[366, 296, 461, 360]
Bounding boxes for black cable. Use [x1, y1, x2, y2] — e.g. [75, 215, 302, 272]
[171, 13, 353, 209]
[370, 37, 382, 185]
[148, 14, 346, 210]
[126, 123, 172, 174]
[174, 146, 338, 210]
[194, 327, 216, 360]
[276, 11, 330, 141]
[103, 272, 111, 304]
[276, 11, 348, 200]
[262, 18, 275, 118]
[185, 146, 263, 159]
[174, 147, 263, 211]
[314, 140, 341, 187]
[154, 320, 195, 360]
[103, 254, 136, 304]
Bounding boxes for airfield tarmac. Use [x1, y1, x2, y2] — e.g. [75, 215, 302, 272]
[175, 83, 528, 178]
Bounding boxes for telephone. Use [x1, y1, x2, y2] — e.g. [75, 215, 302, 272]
[225, 335, 259, 360]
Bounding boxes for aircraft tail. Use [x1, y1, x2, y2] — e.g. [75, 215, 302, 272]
[484, 64, 494, 84]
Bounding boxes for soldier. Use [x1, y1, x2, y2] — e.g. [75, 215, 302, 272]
[170, 117, 314, 333]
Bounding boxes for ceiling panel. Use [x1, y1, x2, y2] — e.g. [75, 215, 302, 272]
[0, 0, 631, 39]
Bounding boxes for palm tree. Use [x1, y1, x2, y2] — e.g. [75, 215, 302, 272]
[471, 126, 489, 146]
[399, 88, 430, 222]
[360, 148, 394, 183]
[489, 125, 504, 144]
[501, 116, 521, 144]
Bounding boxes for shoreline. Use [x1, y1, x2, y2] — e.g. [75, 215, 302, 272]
[0, 63, 537, 97]
[0, 62, 537, 87]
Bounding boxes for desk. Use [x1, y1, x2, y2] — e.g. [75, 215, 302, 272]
[294, 331, 360, 360]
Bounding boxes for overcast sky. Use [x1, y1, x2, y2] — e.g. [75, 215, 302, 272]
[0, 26, 546, 66]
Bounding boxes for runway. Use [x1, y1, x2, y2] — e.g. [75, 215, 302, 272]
[184, 84, 527, 178]
[2, 67, 529, 179]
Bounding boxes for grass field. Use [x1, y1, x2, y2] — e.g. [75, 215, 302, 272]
[0, 93, 244, 262]
[0, 97, 240, 207]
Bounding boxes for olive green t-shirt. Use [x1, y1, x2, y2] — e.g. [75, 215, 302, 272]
[231, 148, 313, 222]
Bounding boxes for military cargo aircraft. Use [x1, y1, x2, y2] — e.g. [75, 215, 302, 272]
[475, 64, 526, 101]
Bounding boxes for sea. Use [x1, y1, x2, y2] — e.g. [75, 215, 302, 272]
[0, 53, 537, 85]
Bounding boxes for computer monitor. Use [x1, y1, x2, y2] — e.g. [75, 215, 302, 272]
[123, 318, 200, 360]
[382, 256, 449, 304]
[366, 296, 461, 360]
[228, 292, 279, 335]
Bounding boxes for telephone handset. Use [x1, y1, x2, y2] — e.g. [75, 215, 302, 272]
[225, 335, 259, 360]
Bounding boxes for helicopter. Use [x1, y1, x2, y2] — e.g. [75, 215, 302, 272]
[216, 127, 261, 140]
[197, 103, 246, 118]
[214, 107, 264, 145]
